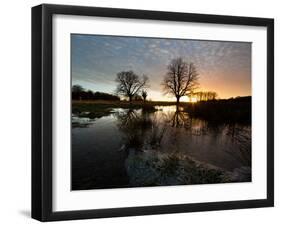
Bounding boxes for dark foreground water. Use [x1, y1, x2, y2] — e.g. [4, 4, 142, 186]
[72, 105, 251, 190]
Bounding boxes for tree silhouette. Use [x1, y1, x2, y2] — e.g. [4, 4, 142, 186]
[115, 71, 149, 102]
[72, 84, 84, 93]
[162, 57, 199, 105]
[72, 85, 85, 100]
[72, 85, 120, 101]
[194, 91, 218, 101]
[141, 90, 148, 102]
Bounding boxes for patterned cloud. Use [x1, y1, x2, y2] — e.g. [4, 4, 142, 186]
[71, 34, 251, 99]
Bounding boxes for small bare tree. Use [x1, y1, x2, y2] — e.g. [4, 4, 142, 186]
[194, 91, 218, 101]
[115, 71, 148, 102]
[162, 57, 199, 105]
[141, 90, 148, 102]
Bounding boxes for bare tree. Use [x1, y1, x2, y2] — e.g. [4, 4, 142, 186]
[115, 71, 149, 102]
[72, 84, 84, 93]
[162, 57, 199, 105]
[141, 90, 148, 102]
[194, 91, 218, 101]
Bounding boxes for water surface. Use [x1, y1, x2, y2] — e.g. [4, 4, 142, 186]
[72, 105, 251, 190]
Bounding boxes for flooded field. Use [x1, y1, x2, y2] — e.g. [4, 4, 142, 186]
[72, 105, 251, 190]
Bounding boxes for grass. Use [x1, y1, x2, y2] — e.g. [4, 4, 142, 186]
[72, 100, 178, 117]
[184, 98, 251, 124]
[73, 100, 178, 108]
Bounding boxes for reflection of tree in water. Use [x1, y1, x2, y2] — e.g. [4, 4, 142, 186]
[116, 107, 252, 186]
[168, 108, 190, 128]
[165, 108, 213, 136]
[116, 107, 229, 154]
[116, 109, 149, 151]
[116, 109, 167, 151]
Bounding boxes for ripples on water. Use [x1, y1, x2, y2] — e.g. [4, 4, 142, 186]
[72, 105, 251, 190]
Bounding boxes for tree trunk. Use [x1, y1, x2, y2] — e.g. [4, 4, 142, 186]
[129, 95, 132, 102]
[176, 96, 180, 105]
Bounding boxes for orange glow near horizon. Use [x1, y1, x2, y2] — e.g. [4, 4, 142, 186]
[190, 97, 198, 103]
[179, 96, 198, 103]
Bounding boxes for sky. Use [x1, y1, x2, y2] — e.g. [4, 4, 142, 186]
[71, 34, 251, 101]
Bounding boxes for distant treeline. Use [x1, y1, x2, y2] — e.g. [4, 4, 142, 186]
[72, 85, 120, 101]
[225, 96, 251, 102]
[192, 91, 218, 101]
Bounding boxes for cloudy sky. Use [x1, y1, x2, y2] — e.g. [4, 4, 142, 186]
[71, 34, 251, 101]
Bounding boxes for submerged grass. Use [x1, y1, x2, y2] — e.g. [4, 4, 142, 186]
[126, 152, 231, 186]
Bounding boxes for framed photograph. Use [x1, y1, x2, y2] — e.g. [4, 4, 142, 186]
[32, 4, 274, 221]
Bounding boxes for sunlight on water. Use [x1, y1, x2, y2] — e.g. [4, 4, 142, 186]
[155, 105, 183, 113]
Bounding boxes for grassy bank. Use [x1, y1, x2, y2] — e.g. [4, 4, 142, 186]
[72, 100, 178, 112]
[72, 100, 179, 118]
[184, 97, 251, 124]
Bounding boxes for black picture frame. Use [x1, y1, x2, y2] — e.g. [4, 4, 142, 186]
[32, 4, 274, 222]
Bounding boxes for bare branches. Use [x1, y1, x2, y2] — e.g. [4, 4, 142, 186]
[115, 71, 149, 102]
[162, 57, 199, 104]
[194, 91, 218, 101]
